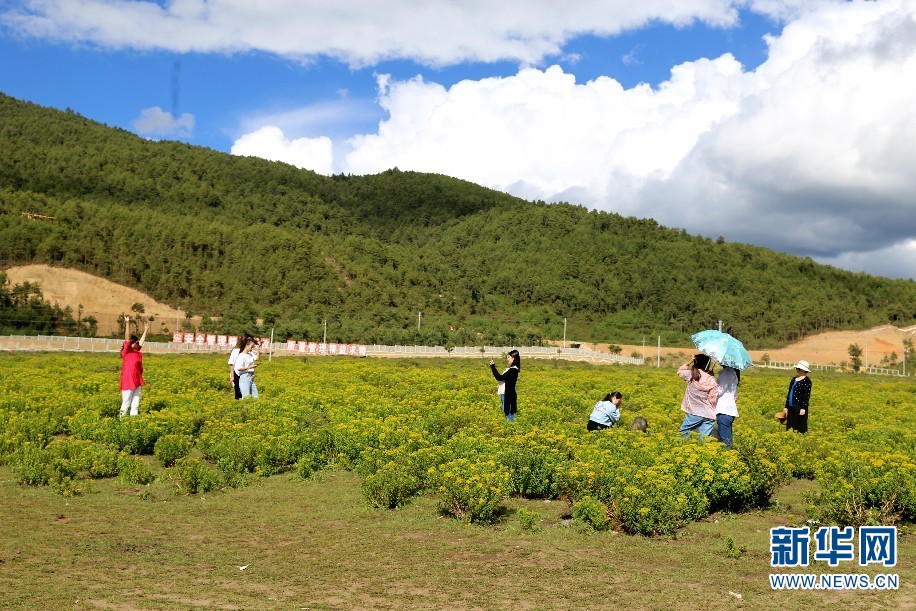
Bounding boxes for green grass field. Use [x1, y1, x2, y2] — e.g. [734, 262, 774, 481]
[2, 467, 913, 609]
[0, 353, 913, 609]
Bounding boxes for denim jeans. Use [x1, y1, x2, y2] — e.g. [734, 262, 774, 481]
[716, 414, 735, 449]
[679, 413, 714, 438]
[499, 395, 515, 421]
[239, 373, 259, 399]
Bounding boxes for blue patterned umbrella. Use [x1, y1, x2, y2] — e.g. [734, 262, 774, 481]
[690, 330, 754, 370]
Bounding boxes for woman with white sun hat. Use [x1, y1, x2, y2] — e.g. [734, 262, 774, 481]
[784, 360, 813, 433]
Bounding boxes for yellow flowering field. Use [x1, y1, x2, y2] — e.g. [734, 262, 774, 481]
[1, 353, 913, 534]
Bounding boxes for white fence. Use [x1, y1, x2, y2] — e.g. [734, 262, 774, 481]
[9, 337, 915, 374]
[0, 335, 644, 365]
[363, 344, 642, 365]
[759, 360, 910, 377]
[0, 335, 233, 354]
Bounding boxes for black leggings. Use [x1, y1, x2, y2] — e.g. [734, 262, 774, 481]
[233, 372, 242, 400]
[587, 420, 610, 431]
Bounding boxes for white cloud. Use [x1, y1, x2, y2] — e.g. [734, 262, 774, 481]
[645, 0, 916, 256]
[230, 97, 380, 172]
[3, 0, 764, 66]
[621, 44, 644, 66]
[745, 0, 837, 21]
[230, 126, 333, 175]
[343, 58, 752, 197]
[335, 0, 916, 279]
[133, 106, 194, 138]
[234, 98, 379, 140]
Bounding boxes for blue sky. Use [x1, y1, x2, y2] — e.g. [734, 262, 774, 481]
[2, 1, 915, 280]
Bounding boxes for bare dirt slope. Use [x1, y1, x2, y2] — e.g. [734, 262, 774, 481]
[744, 325, 916, 366]
[571, 326, 916, 368]
[4, 264, 189, 335]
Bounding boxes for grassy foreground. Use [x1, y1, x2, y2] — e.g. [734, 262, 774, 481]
[0, 353, 914, 609]
[1, 464, 913, 610]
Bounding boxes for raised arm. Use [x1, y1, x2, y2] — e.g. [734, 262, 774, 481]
[139, 321, 149, 347]
[676, 362, 692, 382]
[124, 315, 131, 341]
[608, 402, 621, 424]
[490, 363, 507, 381]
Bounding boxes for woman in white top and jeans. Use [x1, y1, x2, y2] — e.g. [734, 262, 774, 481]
[234, 338, 260, 399]
[715, 366, 740, 449]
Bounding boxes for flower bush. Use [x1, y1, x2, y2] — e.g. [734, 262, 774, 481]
[170, 457, 221, 494]
[572, 496, 609, 531]
[437, 458, 511, 523]
[119, 454, 155, 485]
[809, 450, 916, 526]
[361, 460, 422, 509]
[153, 434, 192, 467]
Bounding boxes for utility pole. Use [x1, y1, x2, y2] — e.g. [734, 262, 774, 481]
[418, 311, 422, 330]
[323, 320, 327, 344]
[642, 336, 645, 359]
[176, 307, 181, 333]
[718, 319, 723, 332]
[563, 318, 567, 349]
[657, 335, 661, 368]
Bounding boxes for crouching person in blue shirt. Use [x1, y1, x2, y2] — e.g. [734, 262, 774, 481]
[587, 392, 622, 431]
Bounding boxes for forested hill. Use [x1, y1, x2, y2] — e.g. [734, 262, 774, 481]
[1, 93, 914, 348]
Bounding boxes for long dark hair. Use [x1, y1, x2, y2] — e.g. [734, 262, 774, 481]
[691, 354, 712, 382]
[508, 349, 521, 370]
[234, 333, 253, 350]
[602, 391, 622, 402]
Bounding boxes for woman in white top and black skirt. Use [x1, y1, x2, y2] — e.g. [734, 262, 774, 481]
[228, 334, 247, 400]
[490, 350, 520, 422]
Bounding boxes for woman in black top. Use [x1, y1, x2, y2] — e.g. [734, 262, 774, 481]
[785, 360, 812, 433]
[490, 349, 521, 422]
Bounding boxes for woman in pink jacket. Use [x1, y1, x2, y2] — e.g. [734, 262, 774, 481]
[676, 354, 718, 438]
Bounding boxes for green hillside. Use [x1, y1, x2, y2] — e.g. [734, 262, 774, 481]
[1, 93, 914, 347]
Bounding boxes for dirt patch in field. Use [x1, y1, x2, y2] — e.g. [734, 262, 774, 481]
[3, 264, 196, 335]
